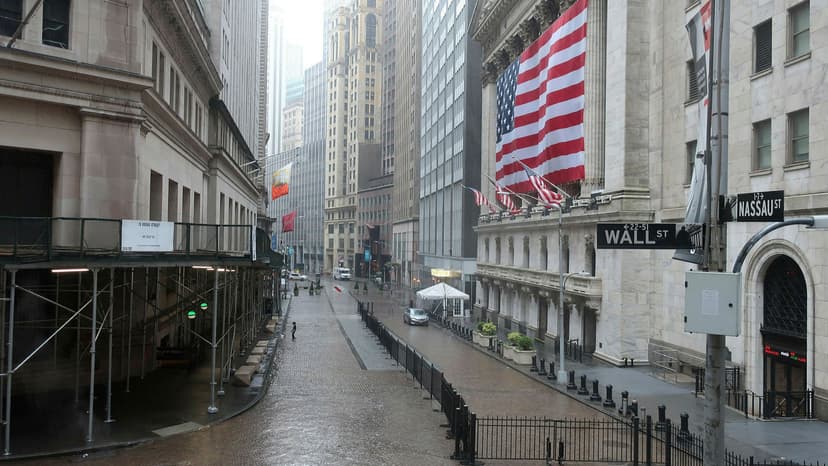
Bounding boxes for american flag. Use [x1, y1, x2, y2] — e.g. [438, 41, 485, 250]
[489, 178, 519, 214]
[495, 0, 587, 192]
[524, 165, 563, 207]
[464, 186, 498, 213]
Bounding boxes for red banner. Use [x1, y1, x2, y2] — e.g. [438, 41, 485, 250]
[281, 211, 296, 233]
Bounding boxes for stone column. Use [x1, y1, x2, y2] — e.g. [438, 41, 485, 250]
[584, 0, 607, 194]
[481, 62, 498, 202]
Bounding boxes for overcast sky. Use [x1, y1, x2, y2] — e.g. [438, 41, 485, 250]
[278, 0, 324, 67]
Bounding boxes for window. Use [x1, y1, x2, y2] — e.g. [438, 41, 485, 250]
[788, 2, 809, 59]
[686, 140, 697, 184]
[42, 0, 70, 48]
[158, 52, 166, 96]
[753, 119, 771, 170]
[788, 109, 808, 163]
[686, 60, 700, 102]
[365, 14, 376, 48]
[0, 0, 22, 37]
[328, 224, 334, 234]
[754, 20, 772, 73]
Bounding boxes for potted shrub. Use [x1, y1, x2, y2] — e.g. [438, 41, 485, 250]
[474, 322, 497, 347]
[503, 331, 521, 360]
[512, 334, 537, 365]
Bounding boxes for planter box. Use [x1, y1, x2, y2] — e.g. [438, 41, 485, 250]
[512, 349, 536, 365]
[503, 345, 516, 360]
[474, 332, 495, 348]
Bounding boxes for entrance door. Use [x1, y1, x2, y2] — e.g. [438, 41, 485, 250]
[537, 298, 547, 340]
[761, 255, 809, 417]
[582, 308, 597, 354]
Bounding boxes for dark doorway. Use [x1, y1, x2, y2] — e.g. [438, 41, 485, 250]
[537, 298, 548, 340]
[761, 255, 808, 417]
[583, 307, 597, 354]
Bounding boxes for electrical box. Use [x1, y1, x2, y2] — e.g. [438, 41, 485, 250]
[684, 271, 740, 336]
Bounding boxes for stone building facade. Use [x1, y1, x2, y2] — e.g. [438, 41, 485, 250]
[471, 0, 828, 416]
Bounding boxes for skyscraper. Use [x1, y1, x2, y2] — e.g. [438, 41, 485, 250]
[392, 0, 422, 288]
[324, 0, 384, 273]
[419, 0, 482, 303]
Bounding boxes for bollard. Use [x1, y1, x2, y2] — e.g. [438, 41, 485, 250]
[557, 439, 564, 462]
[547, 361, 557, 380]
[623, 357, 628, 367]
[590, 380, 602, 402]
[497, 340, 503, 356]
[655, 404, 667, 431]
[630, 358, 635, 367]
[630, 400, 639, 417]
[620, 390, 629, 416]
[538, 358, 547, 376]
[578, 374, 590, 395]
[488, 337, 494, 351]
[678, 412, 691, 441]
[566, 370, 577, 390]
[530, 355, 538, 372]
[603, 384, 616, 408]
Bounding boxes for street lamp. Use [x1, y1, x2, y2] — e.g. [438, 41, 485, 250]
[558, 270, 589, 382]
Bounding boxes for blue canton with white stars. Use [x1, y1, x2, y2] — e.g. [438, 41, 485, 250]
[496, 59, 520, 144]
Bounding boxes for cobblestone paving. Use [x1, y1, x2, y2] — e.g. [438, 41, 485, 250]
[22, 290, 455, 466]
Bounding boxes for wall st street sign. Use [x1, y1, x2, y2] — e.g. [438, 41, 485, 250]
[597, 223, 701, 250]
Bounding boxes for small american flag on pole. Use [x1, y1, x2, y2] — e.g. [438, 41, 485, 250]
[495, 0, 587, 192]
[524, 165, 563, 207]
[464, 186, 498, 213]
[489, 177, 519, 214]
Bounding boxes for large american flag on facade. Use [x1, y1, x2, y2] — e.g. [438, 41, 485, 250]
[495, 0, 587, 193]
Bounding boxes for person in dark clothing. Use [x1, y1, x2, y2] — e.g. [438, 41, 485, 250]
[291, 322, 296, 340]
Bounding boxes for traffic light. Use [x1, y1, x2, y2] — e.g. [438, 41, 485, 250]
[199, 301, 208, 310]
[187, 309, 197, 320]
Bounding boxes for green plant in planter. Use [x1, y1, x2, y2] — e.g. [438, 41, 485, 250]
[476, 321, 485, 332]
[481, 322, 497, 336]
[516, 335, 534, 351]
[507, 331, 522, 346]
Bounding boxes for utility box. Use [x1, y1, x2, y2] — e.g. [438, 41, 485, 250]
[684, 271, 741, 336]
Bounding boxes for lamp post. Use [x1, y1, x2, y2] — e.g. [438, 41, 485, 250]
[558, 270, 590, 383]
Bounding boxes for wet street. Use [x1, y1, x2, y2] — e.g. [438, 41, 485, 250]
[18, 282, 609, 465]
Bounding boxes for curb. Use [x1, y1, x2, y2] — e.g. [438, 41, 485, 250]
[0, 301, 292, 462]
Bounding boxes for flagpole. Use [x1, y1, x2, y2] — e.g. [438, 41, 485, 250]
[509, 155, 573, 199]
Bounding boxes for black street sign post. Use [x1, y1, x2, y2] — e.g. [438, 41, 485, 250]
[597, 223, 701, 250]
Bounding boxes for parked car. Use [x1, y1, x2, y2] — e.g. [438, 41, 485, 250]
[288, 272, 307, 281]
[403, 308, 429, 326]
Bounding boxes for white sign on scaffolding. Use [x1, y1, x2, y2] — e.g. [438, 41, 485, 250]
[121, 220, 174, 252]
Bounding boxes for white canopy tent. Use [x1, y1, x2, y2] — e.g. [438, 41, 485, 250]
[416, 282, 470, 318]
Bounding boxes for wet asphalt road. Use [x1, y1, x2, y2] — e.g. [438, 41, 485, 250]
[18, 282, 611, 465]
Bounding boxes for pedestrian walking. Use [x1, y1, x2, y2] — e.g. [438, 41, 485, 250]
[291, 321, 296, 340]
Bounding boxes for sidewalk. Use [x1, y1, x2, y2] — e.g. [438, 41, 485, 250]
[354, 281, 828, 463]
[2, 304, 288, 461]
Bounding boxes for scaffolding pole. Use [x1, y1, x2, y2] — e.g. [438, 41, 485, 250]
[54, 274, 59, 368]
[207, 268, 218, 414]
[141, 268, 148, 380]
[126, 268, 133, 392]
[86, 269, 98, 443]
[105, 268, 114, 423]
[75, 272, 82, 403]
[218, 269, 228, 397]
[4, 270, 16, 455]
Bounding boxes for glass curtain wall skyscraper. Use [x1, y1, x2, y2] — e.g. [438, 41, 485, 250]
[418, 0, 482, 303]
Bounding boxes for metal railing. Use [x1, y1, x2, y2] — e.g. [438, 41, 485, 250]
[0, 216, 254, 262]
[356, 301, 821, 465]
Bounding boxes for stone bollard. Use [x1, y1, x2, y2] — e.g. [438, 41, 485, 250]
[497, 340, 503, 356]
[590, 380, 602, 402]
[488, 337, 495, 351]
[566, 370, 577, 390]
[603, 384, 616, 408]
[578, 374, 590, 396]
[656, 405, 667, 431]
[538, 358, 547, 376]
[623, 357, 628, 367]
[547, 362, 556, 381]
[629, 400, 639, 418]
[530, 355, 538, 372]
[619, 390, 629, 416]
[678, 412, 691, 441]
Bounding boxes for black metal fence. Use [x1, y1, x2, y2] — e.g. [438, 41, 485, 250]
[695, 367, 814, 419]
[356, 301, 822, 466]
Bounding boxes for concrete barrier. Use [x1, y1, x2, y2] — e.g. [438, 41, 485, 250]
[250, 347, 265, 355]
[233, 365, 257, 386]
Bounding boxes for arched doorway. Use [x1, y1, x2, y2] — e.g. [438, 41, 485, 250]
[761, 255, 808, 417]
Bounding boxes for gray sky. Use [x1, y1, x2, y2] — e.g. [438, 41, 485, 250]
[278, 0, 323, 66]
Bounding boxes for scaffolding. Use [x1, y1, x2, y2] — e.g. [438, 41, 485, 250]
[0, 216, 283, 455]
